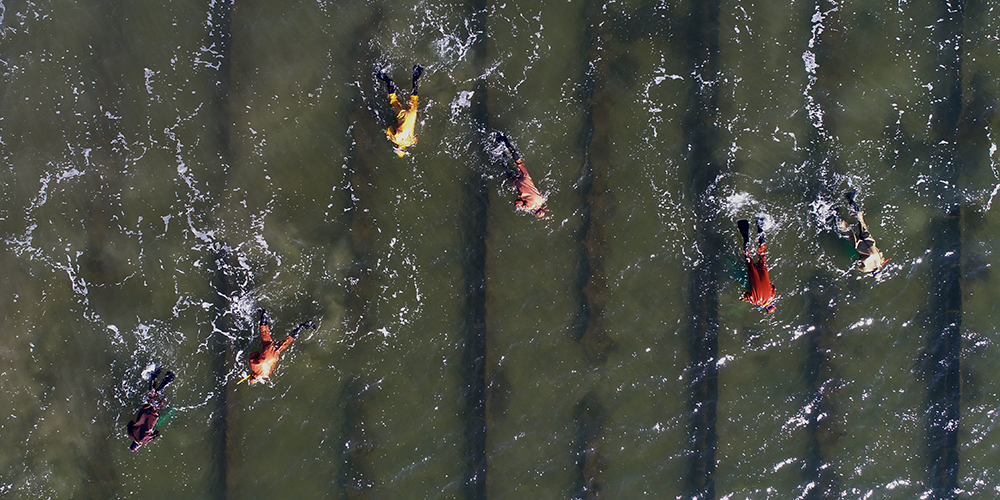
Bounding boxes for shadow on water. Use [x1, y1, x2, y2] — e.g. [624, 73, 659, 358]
[204, 2, 235, 498]
[209, 246, 246, 500]
[680, 0, 723, 497]
[571, 391, 607, 500]
[574, 0, 618, 368]
[459, 153, 489, 500]
[798, 5, 847, 497]
[921, 1, 966, 498]
[338, 376, 375, 497]
[800, 0, 844, 206]
[563, 0, 633, 496]
[802, 273, 842, 500]
[335, 8, 385, 499]
[74, 0, 143, 494]
[924, 206, 962, 499]
[460, 0, 491, 494]
[457, 0, 494, 498]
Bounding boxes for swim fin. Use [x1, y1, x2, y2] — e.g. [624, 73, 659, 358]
[157, 371, 175, 392]
[738, 219, 750, 252]
[845, 189, 859, 213]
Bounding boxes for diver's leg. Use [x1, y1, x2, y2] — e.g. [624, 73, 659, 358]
[411, 64, 423, 96]
[148, 365, 162, 391]
[259, 308, 273, 343]
[157, 371, 175, 392]
[755, 217, 766, 249]
[856, 212, 871, 238]
[496, 132, 520, 161]
[289, 320, 317, 340]
[260, 323, 272, 344]
[738, 219, 751, 254]
[845, 189, 860, 213]
[275, 335, 294, 355]
[376, 70, 396, 95]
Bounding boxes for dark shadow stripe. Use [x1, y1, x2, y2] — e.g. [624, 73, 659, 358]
[924, 2, 965, 498]
[802, 273, 842, 500]
[801, 0, 843, 204]
[209, 0, 234, 170]
[682, 0, 723, 497]
[571, 391, 607, 500]
[460, 155, 490, 500]
[76, 2, 131, 495]
[574, 0, 617, 368]
[205, 3, 234, 498]
[209, 246, 241, 500]
[799, 5, 845, 497]
[338, 376, 375, 497]
[336, 10, 386, 499]
[565, 1, 622, 497]
[461, 0, 491, 497]
[925, 206, 962, 500]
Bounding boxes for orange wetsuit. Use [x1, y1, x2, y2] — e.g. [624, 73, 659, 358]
[743, 244, 776, 311]
[249, 323, 294, 384]
[387, 93, 418, 157]
[511, 158, 547, 217]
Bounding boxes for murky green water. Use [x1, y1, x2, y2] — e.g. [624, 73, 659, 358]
[2, 0, 1000, 498]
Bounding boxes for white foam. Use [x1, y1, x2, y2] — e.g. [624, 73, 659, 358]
[141, 362, 158, 381]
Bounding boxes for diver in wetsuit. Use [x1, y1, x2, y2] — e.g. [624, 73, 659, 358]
[837, 190, 888, 277]
[497, 132, 548, 218]
[248, 309, 316, 385]
[739, 218, 776, 313]
[376, 65, 424, 157]
[127, 367, 175, 451]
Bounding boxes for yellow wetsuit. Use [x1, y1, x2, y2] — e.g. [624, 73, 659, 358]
[387, 93, 418, 157]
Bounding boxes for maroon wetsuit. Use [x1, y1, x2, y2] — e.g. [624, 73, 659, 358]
[127, 392, 164, 451]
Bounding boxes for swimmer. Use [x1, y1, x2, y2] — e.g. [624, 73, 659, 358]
[496, 132, 548, 218]
[837, 190, 888, 277]
[738, 218, 777, 313]
[248, 309, 315, 385]
[376, 65, 423, 157]
[127, 367, 175, 451]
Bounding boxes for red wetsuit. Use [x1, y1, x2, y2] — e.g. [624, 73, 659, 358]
[743, 244, 776, 309]
[249, 323, 294, 384]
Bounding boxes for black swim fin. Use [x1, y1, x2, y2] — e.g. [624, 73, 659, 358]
[755, 217, 766, 248]
[148, 365, 162, 390]
[738, 219, 750, 252]
[375, 70, 396, 95]
[157, 371, 175, 392]
[497, 133, 520, 161]
[845, 189, 859, 213]
[412, 64, 423, 95]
